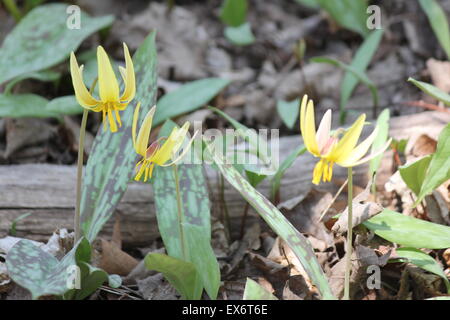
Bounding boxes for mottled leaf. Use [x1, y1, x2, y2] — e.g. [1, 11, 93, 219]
[80, 32, 158, 241]
[6, 238, 89, 299]
[152, 122, 220, 299]
[206, 144, 335, 300]
[364, 209, 450, 249]
[0, 4, 114, 85]
[145, 253, 202, 300]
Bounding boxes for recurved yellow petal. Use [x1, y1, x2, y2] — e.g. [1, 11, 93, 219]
[299, 94, 308, 137]
[337, 127, 378, 167]
[330, 114, 365, 163]
[119, 43, 136, 103]
[134, 104, 156, 156]
[97, 46, 120, 103]
[304, 100, 320, 156]
[340, 138, 392, 168]
[160, 130, 199, 167]
[70, 52, 99, 107]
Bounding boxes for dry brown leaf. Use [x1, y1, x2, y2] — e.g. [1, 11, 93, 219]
[411, 134, 437, 157]
[332, 180, 383, 234]
[93, 239, 139, 276]
[427, 58, 450, 93]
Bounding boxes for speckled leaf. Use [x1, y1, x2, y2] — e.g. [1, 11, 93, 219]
[0, 4, 114, 85]
[243, 278, 277, 300]
[6, 238, 88, 299]
[80, 32, 158, 241]
[152, 125, 220, 299]
[206, 145, 335, 300]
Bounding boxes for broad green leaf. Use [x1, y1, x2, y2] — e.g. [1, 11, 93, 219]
[408, 78, 450, 107]
[311, 57, 378, 114]
[152, 130, 220, 300]
[225, 23, 256, 46]
[270, 145, 306, 201]
[243, 278, 278, 300]
[399, 155, 432, 196]
[0, 4, 114, 85]
[80, 32, 158, 241]
[396, 247, 450, 293]
[416, 123, 450, 204]
[219, 0, 248, 27]
[294, 0, 319, 9]
[0, 93, 57, 118]
[363, 209, 450, 249]
[317, 0, 369, 37]
[206, 144, 335, 300]
[4, 70, 61, 94]
[340, 30, 383, 123]
[45, 95, 83, 115]
[154, 78, 230, 126]
[418, 0, 450, 60]
[369, 108, 390, 179]
[6, 238, 89, 299]
[276, 99, 300, 129]
[145, 253, 202, 300]
[66, 261, 121, 300]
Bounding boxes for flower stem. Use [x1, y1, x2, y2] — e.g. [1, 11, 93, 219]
[74, 78, 97, 243]
[173, 164, 187, 260]
[344, 167, 353, 300]
[74, 109, 89, 243]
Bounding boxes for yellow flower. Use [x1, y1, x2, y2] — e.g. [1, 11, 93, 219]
[70, 43, 136, 133]
[299, 95, 391, 185]
[132, 103, 198, 182]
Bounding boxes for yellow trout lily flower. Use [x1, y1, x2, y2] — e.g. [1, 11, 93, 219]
[132, 103, 198, 182]
[300, 95, 391, 185]
[70, 43, 136, 133]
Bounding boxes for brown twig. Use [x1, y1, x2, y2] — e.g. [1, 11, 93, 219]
[402, 100, 450, 114]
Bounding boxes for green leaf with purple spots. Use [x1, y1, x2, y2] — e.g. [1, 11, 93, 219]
[0, 4, 114, 85]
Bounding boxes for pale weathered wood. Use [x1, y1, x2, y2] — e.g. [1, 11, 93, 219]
[0, 112, 448, 246]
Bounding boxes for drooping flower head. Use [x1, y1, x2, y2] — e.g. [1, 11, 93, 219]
[132, 103, 198, 182]
[299, 95, 391, 185]
[70, 43, 135, 132]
